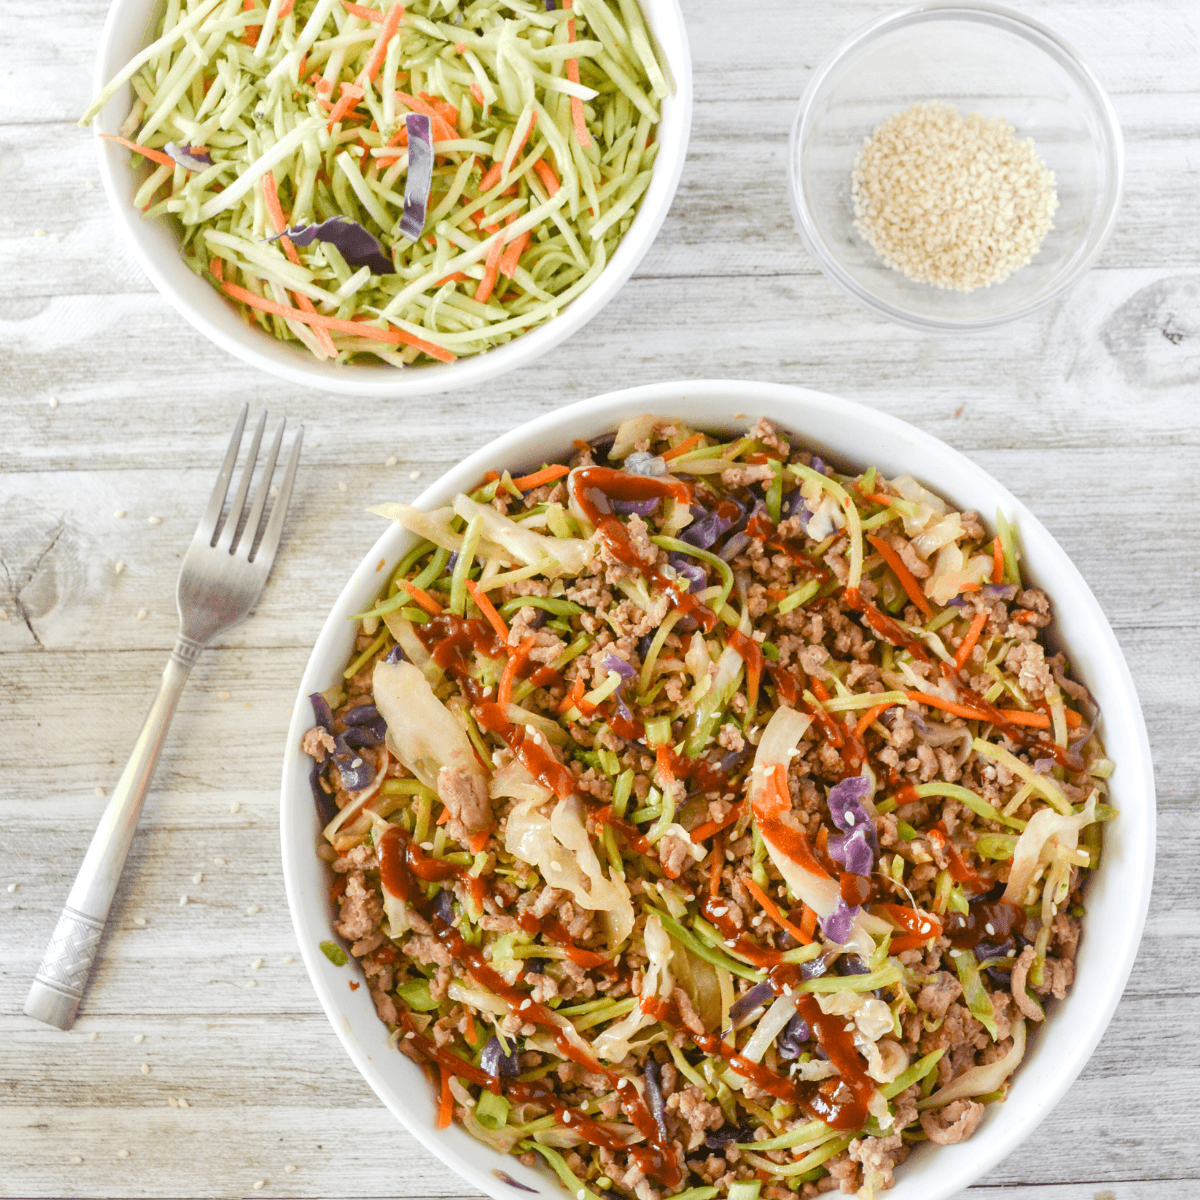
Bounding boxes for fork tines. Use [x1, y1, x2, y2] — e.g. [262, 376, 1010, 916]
[198, 405, 303, 566]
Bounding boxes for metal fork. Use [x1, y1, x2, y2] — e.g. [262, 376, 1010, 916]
[25, 406, 303, 1030]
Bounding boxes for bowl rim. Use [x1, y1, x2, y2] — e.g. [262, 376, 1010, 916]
[787, 0, 1126, 332]
[90, 0, 693, 397]
[280, 378, 1155, 1200]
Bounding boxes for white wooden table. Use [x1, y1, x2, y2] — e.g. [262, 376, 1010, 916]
[3, 1, 1197, 1197]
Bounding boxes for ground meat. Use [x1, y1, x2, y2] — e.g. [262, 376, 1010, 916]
[371, 987, 397, 1025]
[848, 1133, 908, 1190]
[1009, 946, 1044, 1020]
[301, 726, 336, 762]
[884, 532, 930, 578]
[1036, 956, 1074, 999]
[824, 1151, 860, 1193]
[721, 463, 776, 488]
[920, 1098, 984, 1145]
[1051, 912, 1082, 961]
[335, 873, 381, 943]
[916, 971, 963, 1019]
[673, 987, 706, 1036]
[404, 933, 457, 969]
[438, 765, 491, 840]
[1005, 642, 1053, 699]
[658, 833, 692, 878]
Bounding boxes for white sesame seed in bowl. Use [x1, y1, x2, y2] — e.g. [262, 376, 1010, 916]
[789, 2, 1123, 331]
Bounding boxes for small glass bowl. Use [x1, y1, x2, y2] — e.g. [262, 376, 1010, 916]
[788, 2, 1124, 331]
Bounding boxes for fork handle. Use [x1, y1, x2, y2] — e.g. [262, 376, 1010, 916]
[25, 635, 205, 1029]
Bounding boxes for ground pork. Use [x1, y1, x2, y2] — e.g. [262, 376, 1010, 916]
[658, 833, 692, 878]
[1005, 642, 1053, 698]
[848, 1133, 909, 1191]
[1009, 946, 1044, 1020]
[438, 765, 491, 840]
[335, 873, 381, 943]
[301, 726, 336, 762]
[917, 971, 963, 1019]
[920, 1098, 984, 1145]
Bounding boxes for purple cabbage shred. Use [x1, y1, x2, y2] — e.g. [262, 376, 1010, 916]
[644, 1059, 668, 1142]
[776, 1012, 811, 1060]
[667, 552, 707, 593]
[820, 897, 859, 946]
[493, 1171, 538, 1194]
[399, 112, 434, 241]
[480, 1035, 521, 1077]
[273, 216, 393, 274]
[612, 498, 659, 517]
[164, 142, 213, 170]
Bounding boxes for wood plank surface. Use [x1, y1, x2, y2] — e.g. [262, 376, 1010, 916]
[3, 0, 1198, 1197]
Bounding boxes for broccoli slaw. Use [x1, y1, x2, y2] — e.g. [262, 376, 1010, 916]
[83, 0, 669, 366]
[302, 414, 1113, 1199]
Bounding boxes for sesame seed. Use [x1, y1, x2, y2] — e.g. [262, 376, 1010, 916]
[245, 980, 257, 988]
[70, 1156, 83, 1165]
[844, 812, 856, 826]
[246, 905, 260, 915]
[409, 470, 421, 480]
[253, 1181, 265, 1190]
[117, 1149, 130, 1159]
[385, 456, 397, 467]
[285, 1165, 297, 1174]
[251, 959, 264, 969]
[218, 690, 230, 700]
[114, 510, 126, 518]
[48, 396, 59, 409]
[89, 1032, 99, 1042]
[178, 1098, 189, 1108]
[283, 956, 294, 964]
[49, 234, 60, 243]
[1007, 948, 1016, 958]
[141, 1063, 151, 1074]
[136, 609, 148, 620]
[562, 1112, 572, 1123]
[985, 922, 996, 936]
[337, 480, 348, 492]
[214, 857, 227, 866]
[230, 802, 241, 813]
[404, 1031, 415, 1039]
[114, 560, 125, 575]
[168, 1097, 178, 1108]
[35, 229, 46, 237]
[852, 102, 1058, 292]
[179, 894, 189, 905]
[134, 916, 147, 926]
[148, 516, 162, 525]
[0, 611, 6, 620]
[193, 873, 203, 884]
[6, 883, 16, 893]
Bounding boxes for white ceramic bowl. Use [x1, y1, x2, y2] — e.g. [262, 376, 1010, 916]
[91, 0, 692, 397]
[280, 379, 1154, 1200]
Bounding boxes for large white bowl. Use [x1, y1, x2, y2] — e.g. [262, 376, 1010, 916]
[280, 379, 1154, 1200]
[91, 0, 692, 397]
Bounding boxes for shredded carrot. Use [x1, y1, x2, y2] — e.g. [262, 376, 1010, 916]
[392, 92, 457, 141]
[359, 1, 404, 87]
[1013, 609, 1039, 624]
[905, 690, 1080, 729]
[433, 271, 472, 285]
[468, 829, 491, 854]
[397, 577, 443, 615]
[661, 432, 704, 461]
[209, 255, 225, 283]
[471, 81, 485, 106]
[437, 1064, 453, 1128]
[478, 161, 504, 193]
[219, 282, 455, 361]
[278, 0, 294, 14]
[866, 534, 932, 618]
[435, 807, 450, 825]
[556, 677, 585, 715]
[853, 702, 893, 739]
[992, 536, 1004, 584]
[799, 905, 818, 941]
[689, 801, 747, 845]
[261, 172, 339, 357]
[241, 0, 261, 47]
[757, 762, 790, 819]
[654, 746, 676, 788]
[563, 0, 592, 147]
[809, 677, 831, 703]
[498, 635, 537, 707]
[342, 0, 383, 18]
[511, 463, 570, 491]
[499, 229, 530, 279]
[326, 81, 365, 130]
[463, 1008, 478, 1045]
[955, 607, 990, 670]
[104, 134, 177, 170]
[531, 157, 560, 196]
[464, 579, 510, 643]
[474, 224, 507, 303]
[708, 833, 724, 897]
[743, 877, 812, 945]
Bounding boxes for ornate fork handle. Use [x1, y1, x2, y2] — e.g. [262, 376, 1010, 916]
[24, 636, 202, 1029]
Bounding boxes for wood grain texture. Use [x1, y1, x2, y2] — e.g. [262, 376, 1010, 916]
[3, 0, 1199, 1197]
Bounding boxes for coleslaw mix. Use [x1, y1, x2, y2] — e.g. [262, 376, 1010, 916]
[303, 416, 1113, 1200]
[82, 0, 668, 366]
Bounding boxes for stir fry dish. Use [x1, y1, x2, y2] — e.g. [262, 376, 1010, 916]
[302, 415, 1113, 1199]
